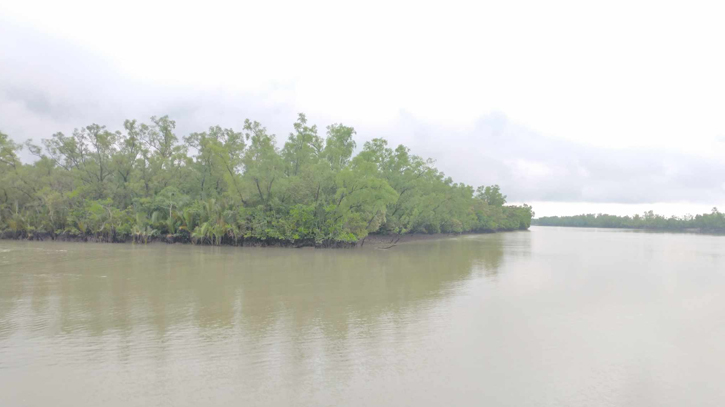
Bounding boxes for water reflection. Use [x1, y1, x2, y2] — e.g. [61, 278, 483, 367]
[0, 233, 524, 341]
[0, 233, 531, 406]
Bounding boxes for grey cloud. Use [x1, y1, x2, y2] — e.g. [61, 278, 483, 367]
[1, 20, 298, 160]
[370, 114, 725, 204]
[2, 86, 90, 122]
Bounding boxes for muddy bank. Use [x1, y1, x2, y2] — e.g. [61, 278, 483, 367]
[360, 230, 524, 248]
[0, 230, 356, 248]
[0, 229, 525, 249]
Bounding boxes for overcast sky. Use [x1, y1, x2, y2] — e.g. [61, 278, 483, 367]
[2, 0, 725, 217]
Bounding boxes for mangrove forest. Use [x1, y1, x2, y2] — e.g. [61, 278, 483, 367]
[0, 114, 533, 246]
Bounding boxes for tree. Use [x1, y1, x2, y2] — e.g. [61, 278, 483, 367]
[323, 124, 356, 171]
[42, 124, 117, 198]
[243, 120, 284, 205]
[282, 113, 323, 176]
[476, 184, 507, 206]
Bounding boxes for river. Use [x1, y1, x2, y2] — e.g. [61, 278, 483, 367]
[1, 226, 724, 406]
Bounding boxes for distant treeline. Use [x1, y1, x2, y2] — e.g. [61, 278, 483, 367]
[0, 114, 533, 246]
[532, 209, 725, 233]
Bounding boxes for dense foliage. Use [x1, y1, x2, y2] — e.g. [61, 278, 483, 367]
[0, 115, 533, 246]
[533, 209, 725, 233]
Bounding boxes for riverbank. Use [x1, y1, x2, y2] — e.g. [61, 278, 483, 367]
[0, 228, 526, 249]
[360, 230, 525, 248]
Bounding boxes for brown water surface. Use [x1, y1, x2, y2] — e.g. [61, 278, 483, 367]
[1, 227, 724, 406]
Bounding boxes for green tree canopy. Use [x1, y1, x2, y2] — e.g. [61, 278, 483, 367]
[0, 115, 534, 246]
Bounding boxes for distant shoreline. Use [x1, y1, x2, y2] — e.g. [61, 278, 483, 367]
[531, 223, 725, 235]
[532, 210, 725, 234]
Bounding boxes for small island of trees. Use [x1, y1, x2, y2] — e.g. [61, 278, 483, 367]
[0, 114, 533, 247]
